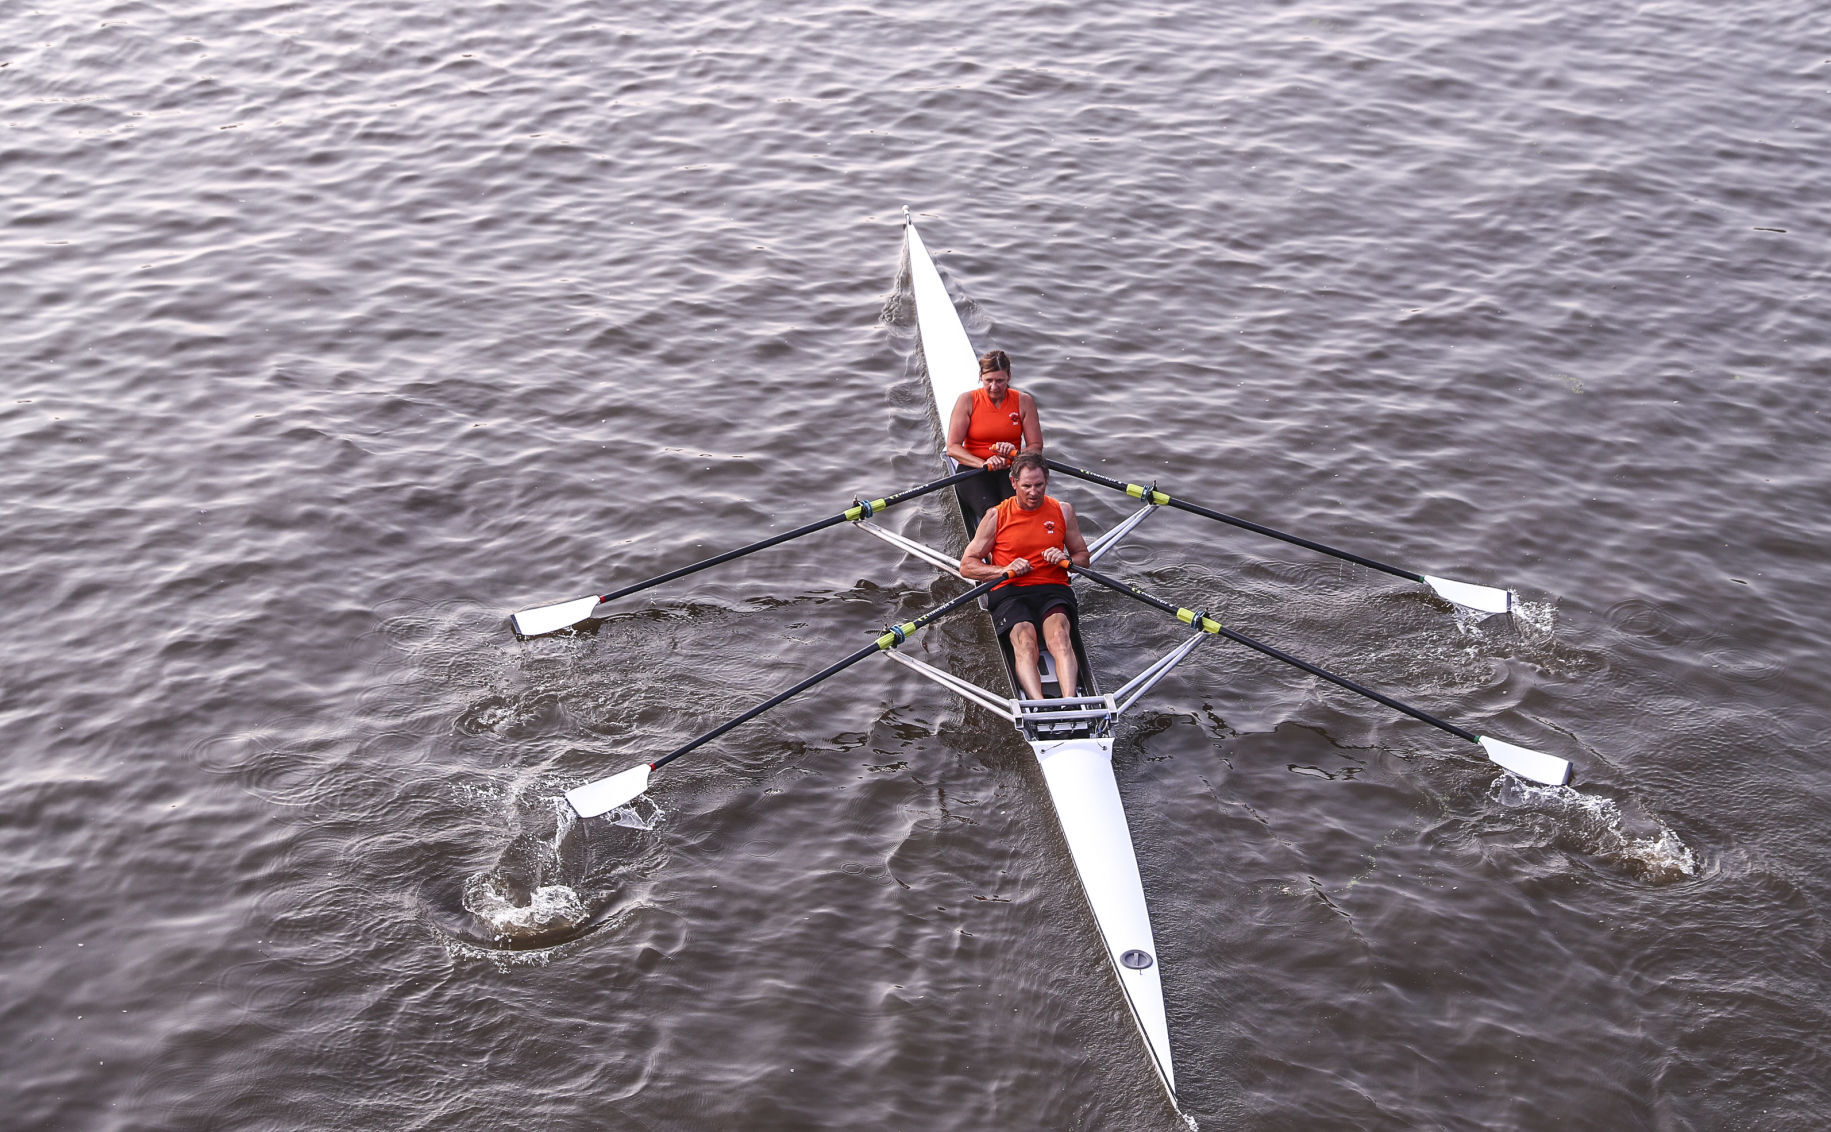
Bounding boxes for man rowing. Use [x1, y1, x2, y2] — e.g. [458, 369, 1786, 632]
[959, 452, 1092, 702]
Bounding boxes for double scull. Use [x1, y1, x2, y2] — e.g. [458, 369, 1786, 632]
[515, 210, 1577, 1116]
[894, 210, 1179, 1103]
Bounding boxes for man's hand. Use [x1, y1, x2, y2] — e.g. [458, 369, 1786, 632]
[1006, 556, 1033, 576]
[1041, 546, 1068, 566]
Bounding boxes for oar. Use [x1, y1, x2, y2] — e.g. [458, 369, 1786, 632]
[1046, 460, 1513, 615]
[564, 572, 1012, 818]
[1068, 563, 1571, 785]
[512, 468, 980, 637]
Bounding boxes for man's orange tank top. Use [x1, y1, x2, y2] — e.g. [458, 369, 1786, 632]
[963, 387, 1026, 461]
[991, 494, 1070, 587]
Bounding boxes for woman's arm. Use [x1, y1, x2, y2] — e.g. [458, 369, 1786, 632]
[946, 390, 1006, 470]
[1019, 391, 1044, 455]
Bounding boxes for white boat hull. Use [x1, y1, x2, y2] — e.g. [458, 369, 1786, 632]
[1033, 736, 1175, 1098]
[904, 212, 1177, 1103]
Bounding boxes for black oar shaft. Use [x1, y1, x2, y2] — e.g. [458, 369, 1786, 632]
[599, 517, 845, 605]
[595, 468, 980, 607]
[1069, 564, 1478, 745]
[652, 573, 1007, 770]
[1046, 460, 1422, 584]
[650, 640, 884, 769]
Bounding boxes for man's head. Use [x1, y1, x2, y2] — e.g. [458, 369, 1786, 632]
[1008, 451, 1049, 509]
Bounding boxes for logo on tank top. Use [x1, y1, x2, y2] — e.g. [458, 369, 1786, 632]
[1044, 520, 1057, 535]
[1009, 411, 1022, 426]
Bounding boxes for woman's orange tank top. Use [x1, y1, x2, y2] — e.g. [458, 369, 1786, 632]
[963, 387, 1026, 461]
[991, 495, 1070, 587]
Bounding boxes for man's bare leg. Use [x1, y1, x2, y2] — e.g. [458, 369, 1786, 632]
[1041, 607, 1078, 698]
[1008, 621, 1045, 700]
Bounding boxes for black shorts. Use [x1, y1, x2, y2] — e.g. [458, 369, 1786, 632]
[989, 582, 1077, 637]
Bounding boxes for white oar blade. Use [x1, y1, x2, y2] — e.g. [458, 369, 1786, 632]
[565, 764, 653, 818]
[1479, 736, 1571, 786]
[511, 594, 603, 637]
[1422, 575, 1512, 615]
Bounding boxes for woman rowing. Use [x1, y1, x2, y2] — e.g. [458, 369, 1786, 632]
[946, 349, 1043, 528]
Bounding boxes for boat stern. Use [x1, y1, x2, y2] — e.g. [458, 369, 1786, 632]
[1032, 736, 1176, 1102]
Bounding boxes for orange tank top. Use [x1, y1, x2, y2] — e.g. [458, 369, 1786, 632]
[963, 387, 1026, 461]
[990, 495, 1070, 587]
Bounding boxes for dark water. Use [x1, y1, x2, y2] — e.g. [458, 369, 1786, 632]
[4, 1, 1828, 1128]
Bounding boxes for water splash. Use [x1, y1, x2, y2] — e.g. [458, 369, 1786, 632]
[598, 794, 666, 832]
[459, 797, 596, 946]
[549, 793, 578, 844]
[461, 873, 591, 943]
[1451, 595, 1557, 642]
[433, 928, 568, 969]
[1506, 598, 1559, 642]
[449, 791, 669, 951]
[1492, 775, 1698, 884]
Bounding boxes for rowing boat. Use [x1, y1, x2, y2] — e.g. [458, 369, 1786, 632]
[897, 211, 1179, 1105]
[524, 214, 1577, 1117]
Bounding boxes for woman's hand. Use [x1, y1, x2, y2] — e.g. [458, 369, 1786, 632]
[993, 441, 1016, 458]
[984, 454, 1007, 471]
[1042, 546, 1068, 566]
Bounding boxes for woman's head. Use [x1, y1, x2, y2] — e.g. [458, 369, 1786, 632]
[977, 350, 1011, 395]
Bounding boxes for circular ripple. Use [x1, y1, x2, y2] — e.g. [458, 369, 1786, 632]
[1604, 597, 1712, 648]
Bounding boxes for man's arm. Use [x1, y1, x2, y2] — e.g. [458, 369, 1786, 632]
[1044, 501, 1092, 568]
[961, 510, 1025, 580]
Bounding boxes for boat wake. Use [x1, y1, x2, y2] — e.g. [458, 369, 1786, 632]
[1491, 776, 1697, 884]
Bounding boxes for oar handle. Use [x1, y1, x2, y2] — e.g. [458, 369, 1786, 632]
[1069, 563, 1478, 744]
[1045, 460, 1423, 584]
[595, 468, 981, 607]
[652, 572, 1009, 770]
